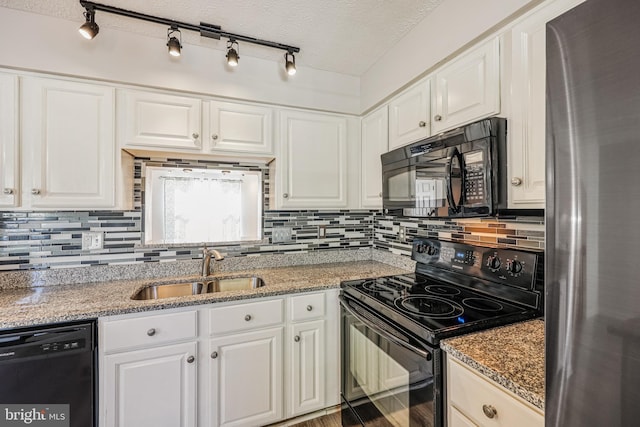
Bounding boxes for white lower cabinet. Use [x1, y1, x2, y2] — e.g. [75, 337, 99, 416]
[103, 342, 198, 427]
[446, 356, 543, 427]
[100, 290, 339, 427]
[209, 327, 284, 427]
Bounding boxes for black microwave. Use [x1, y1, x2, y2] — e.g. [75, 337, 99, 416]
[381, 117, 508, 218]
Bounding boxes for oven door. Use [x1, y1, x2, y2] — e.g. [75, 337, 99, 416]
[340, 295, 441, 427]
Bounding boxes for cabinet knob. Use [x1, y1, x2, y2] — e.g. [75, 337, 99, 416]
[378, 192, 383, 198]
[192, 132, 199, 140]
[511, 177, 523, 186]
[3, 188, 13, 195]
[419, 120, 427, 127]
[187, 355, 195, 364]
[434, 115, 442, 122]
[31, 189, 41, 195]
[306, 305, 313, 312]
[211, 351, 218, 359]
[283, 193, 289, 199]
[482, 404, 497, 419]
[294, 335, 301, 342]
[244, 314, 252, 321]
[211, 134, 219, 140]
[147, 328, 156, 336]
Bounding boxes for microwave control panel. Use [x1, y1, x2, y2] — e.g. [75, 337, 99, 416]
[463, 150, 487, 205]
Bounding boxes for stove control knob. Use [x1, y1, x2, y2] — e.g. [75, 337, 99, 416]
[486, 255, 501, 271]
[426, 245, 438, 256]
[506, 259, 523, 274]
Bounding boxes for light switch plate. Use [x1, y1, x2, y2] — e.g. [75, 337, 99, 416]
[82, 231, 103, 250]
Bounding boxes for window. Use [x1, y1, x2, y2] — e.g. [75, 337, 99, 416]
[144, 166, 262, 245]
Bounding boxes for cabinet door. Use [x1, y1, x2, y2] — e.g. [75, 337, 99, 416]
[433, 37, 501, 133]
[0, 73, 19, 208]
[279, 110, 348, 208]
[119, 90, 202, 150]
[21, 77, 115, 208]
[103, 342, 197, 427]
[361, 106, 388, 208]
[289, 320, 325, 417]
[508, 0, 583, 208]
[449, 406, 479, 427]
[388, 80, 431, 150]
[207, 101, 273, 155]
[209, 327, 284, 427]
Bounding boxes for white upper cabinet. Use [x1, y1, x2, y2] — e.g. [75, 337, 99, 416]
[508, 0, 583, 209]
[432, 37, 501, 134]
[0, 73, 19, 208]
[388, 80, 431, 150]
[277, 110, 349, 209]
[119, 89, 202, 151]
[206, 101, 274, 155]
[21, 77, 116, 209]
[360, 106, 388, 208]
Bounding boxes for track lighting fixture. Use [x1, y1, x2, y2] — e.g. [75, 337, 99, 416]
[167, 26, 182, 57]
[78, 7, 99, 40]
[226, 39, 239, 67]
[77, 1, 300, 73]
[285, 51, 297, 76]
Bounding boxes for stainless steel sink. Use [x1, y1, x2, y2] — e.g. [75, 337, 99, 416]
[132, 276, 265, 300]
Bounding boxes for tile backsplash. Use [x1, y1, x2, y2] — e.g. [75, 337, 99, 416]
[0, 209, 543, 271]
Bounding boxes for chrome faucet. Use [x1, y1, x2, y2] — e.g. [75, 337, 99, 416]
[202, 247, 224, 277]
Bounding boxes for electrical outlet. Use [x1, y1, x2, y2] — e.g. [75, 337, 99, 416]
[82, 231, 103, 250]
[272, 227, 292, 243]
[398, 226, 406, 242]
[318, 226, 326, 238]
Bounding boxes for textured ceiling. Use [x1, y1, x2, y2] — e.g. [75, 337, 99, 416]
[0, 0, 444, 76]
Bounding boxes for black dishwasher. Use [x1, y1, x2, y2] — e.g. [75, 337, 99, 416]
[0, 321, 96, 427]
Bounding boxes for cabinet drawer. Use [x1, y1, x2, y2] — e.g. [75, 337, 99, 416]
[209, 298, 284, 335]
[102, 310, 198, 353]
[447, 358, 543, 427]
[290, 292, 326, 321]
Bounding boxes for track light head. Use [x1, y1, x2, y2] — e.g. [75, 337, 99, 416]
[285, 51, 296, 76]
[226, 40, 239, 67]
[167, 26, 182, 57]
[78, 8, 99, 40]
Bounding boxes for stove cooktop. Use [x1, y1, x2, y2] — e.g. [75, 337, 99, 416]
[340, 239, 544, 346]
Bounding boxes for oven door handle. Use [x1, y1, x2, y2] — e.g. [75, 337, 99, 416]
[339, 295, 432, 360]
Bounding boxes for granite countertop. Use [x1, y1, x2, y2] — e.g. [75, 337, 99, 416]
[441, 319, 545, 410]
[0, 261, 410, 330]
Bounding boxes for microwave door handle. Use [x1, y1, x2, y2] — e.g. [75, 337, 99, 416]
[446, 148, 462, 212]
[339, 296, 431, 360]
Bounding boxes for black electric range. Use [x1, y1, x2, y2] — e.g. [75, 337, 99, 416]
[340, 238, 544, 427]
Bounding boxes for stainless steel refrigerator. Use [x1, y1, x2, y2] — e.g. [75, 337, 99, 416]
[546, 0, 640, 425]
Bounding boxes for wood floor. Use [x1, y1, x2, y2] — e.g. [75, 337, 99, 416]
[290, 411, 341, 427]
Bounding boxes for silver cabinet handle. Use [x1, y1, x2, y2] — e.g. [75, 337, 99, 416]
[211, 134, 219, 140]
[31, 189, 41, 195]
[306, 305, 313, 312]
[187, 355, 195, 364]
[3, 188, 14, 195]
[434, 115, 442, 122]
[283, 193, 289, 199]
[211, 351, 218, 359]
[511, 177, 523, 186]
[244, 314, 252, 321]
[147, 328, 156, 336]
[192, 132, 199, 140]
[482, 404, 497, 419]
[419, 120, 427, 127]
[294, 335, 301, 342]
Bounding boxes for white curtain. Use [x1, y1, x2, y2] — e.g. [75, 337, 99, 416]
[162, 177, 242, 243]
